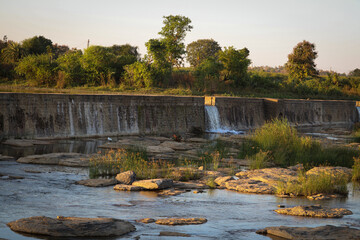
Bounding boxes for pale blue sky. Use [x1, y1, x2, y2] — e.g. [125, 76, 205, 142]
[1, 0, 359, 73]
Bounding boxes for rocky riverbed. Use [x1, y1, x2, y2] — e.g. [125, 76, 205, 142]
[1, 130, 360, 239]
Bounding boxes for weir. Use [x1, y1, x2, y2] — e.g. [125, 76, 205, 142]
[0, 93, 358, 139]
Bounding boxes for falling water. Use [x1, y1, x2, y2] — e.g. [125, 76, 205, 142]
[357, 106, 360, 119]
[205, 105, 244, 134]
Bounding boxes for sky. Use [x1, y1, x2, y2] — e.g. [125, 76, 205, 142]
[0, 0, 359, 73]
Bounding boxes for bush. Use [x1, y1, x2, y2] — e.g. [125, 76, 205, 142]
[276, 172, 348, 196]
[122, 62, 153, 88]
[353, 157, 360, 182]
[249, 150, 271, 170]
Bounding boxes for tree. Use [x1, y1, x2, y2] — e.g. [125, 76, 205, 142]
[15, 53, 57, 86]
[22, 36, 53, 55]
[56, 50, 86, 87]
[110, 44, 140, 60]
[194, 57, 223, 91]
[82, 46, 116, 85]
[349, 68, 360, 77]
[158, 15, 193, 67]
[286, 40, 318, 81]
[123, 62, 153, 88]
[186, 39, 221, 67]
[109, 44, 140, 81]
[52, 44, 70, 59]
[1, 41, 24, 63]
[217, 46, 251, 86]
[145, 38, 172, 86]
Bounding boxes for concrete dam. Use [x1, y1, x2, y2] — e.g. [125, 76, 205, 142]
[0, 93, 358, 139]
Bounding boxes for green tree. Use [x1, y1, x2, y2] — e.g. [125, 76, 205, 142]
[82, 46, 116, 85]
[22, 36, 53, 55]
[123, 62, 153, 88]
[158, 15, 193, 67]
[109, 44, 140, 82]
[145, 38, 172, 86]
[52, 44, 70, 59]
[186, 39, 221, 67]
[1, 41, 24, 63]
[349, 68, 360, 77]
[217, 46, 251, 86]
[286, 40, 318, 81]
[56, 50, 86, 87]
[194, 57, 223, 91]
[15, 53, 57, 86]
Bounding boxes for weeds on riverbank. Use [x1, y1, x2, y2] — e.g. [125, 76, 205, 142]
[352, 157, 360, 182]
[249, 150, 272, 170]
[89, 149, 174, 179]
[276, 172, 348, 196]
[239, 118, 358, 168]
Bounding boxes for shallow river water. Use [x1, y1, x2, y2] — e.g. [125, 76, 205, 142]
[1, 134, 360, 240]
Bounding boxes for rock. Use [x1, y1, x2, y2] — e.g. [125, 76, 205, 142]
[132, 179, 173, 190]
[236, 168, 298, 186]
[136, 218, 155, 223]
[116, 170, 136, 185]
[99, 138, 161, 149]
[76, 179, 118, 187]
[274, 205, 353, 218]
[288, 163, 304, 172]
[198, 166, 204, 170]
[159, 231, 191, 237]
[306, 166, 352, 180]
[7, 216, 135, 237]
[186, 138, 208, 143]
[204, 170, 223, 178]
[215, 176, 234, 186]
[17, 153, 90, 167]
[307, 193, 345, 200]
[0, 155, 15, 161]
[146, 146, 175, 154]
[158, 189, 186, 196]
[0, 174, 24, 180]
[221, 158, 250, 166]
[184, 149, 200, 156]
[155, 218, 207, 225]
[114, 184, 145, 191]
[256, 225, 360, 240]
[159, 141, 192, 151]
[173, 181, 209, 190]
[3, 139, 53, 147]
[225, 179, 274, 194]
[149, 136, 170, 142]
[193, 190, 205, 194]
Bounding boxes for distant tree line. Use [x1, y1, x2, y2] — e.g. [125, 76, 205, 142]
[1, 15, 360, 99]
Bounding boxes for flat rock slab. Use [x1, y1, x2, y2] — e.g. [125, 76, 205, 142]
[236, 168, 298, 186]
[256, 225, 360, 240]
[274, 205, 353, 218]
[132, 179, 173, 190]
[0, 155, 15, 161]
[17, 153, 90, 167]
[159, 231, 191, 237]
[155, 218, 207, 225]
[159, 141, 192, 151]
[158, 189, 186, 196]
[146, 146, 175, 154]
[225, 179, 274, 194]
[136, 218, 155, 224]
[7, 216, 135, 237]
[306, 166, 352, 180]
[114, 184, 145, 191]
[307, 193, 345, 200]
[215, 176, 234, 186]
[173, 181, 209, 190]
[76, 179, 118, 187]
[3, 139, 53, 147]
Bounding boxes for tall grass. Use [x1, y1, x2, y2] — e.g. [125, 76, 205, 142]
[352, 157, 360, 182]
[276, 172, 348, 196]
[241, 118, 358, 168]
[89, 149, 174, 179]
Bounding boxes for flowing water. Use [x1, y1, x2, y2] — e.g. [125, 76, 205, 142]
[205, 106, 244, 134]
[0, 134, 360, 240]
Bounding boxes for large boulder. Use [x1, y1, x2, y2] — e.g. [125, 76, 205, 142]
[306, 166, 352, 180]
[132, 179, 173, 190]
[215, 176, 234, 186]
[17, 153, 90, 167]
[225, 179, 274, 194]
[274, 205, 352, 218]
[114, 184, 145, 191]
[155, 218, 207, 225]
[76, 179, 117, 187]
[116, 171, 136, 185]
[0, 155, 15, 161]
[236, 168, 298, 186]
[7, 216, 135, 237]
[256, 225, 360, 240]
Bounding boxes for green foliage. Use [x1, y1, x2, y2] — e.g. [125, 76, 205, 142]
[245, 118, 358, 168]
[349, 68, 360, 77]
[186, 39, 221, 67]
[22, 36, 53, 55]
[249, 150, 271, 170]
[217, 46, 251, 86]
[352, 157, 360, 182]
[109, 44, 139, 81]
[15, 54, 57, 86]
[56, 50, 87, 87]
[82, 46, 116, 86]
[276, 172, 348, 196]
[123, 62, 153, 88]
[1, 41, 24, 63]
[159, 15, 193, 67]
[194, 57, 223, 92]
[286, 40, 318, 81]
[206, 177, 217, 189]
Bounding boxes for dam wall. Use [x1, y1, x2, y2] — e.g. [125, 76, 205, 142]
[0, 93, 358, 139]
[0, 93, 204, 139]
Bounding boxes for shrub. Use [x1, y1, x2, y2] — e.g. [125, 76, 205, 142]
[276, 172, 348, 196]
[352, 157, 360, 182]
[123, 62, 153, 88]
[249, 150, 271, 170]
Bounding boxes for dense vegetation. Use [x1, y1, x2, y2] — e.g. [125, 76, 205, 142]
[1, 15, 360, 99]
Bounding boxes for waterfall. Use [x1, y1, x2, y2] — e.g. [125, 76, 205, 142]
[205, 105, 244, 134]
[357, 106, 360, 120]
